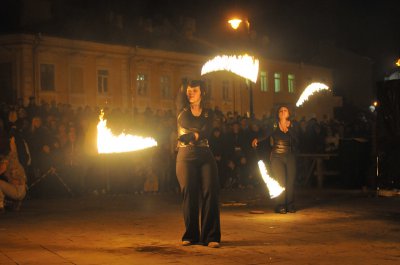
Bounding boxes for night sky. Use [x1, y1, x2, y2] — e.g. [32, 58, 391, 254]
[1, 0, 399, 80]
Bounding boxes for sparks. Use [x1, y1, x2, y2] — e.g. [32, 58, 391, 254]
[296, 82, 329, 107]
[201, 54, 259, 83]
[258, 160, 285, 199]
[97, 111, 157, 154]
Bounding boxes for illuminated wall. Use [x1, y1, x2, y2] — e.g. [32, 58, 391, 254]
[0, 34, 341, 119]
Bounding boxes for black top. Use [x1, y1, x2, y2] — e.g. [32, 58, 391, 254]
[270, 125, 298, 155]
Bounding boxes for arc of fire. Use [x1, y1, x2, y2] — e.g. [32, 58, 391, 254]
[201, 54, 259, 83]
[97, 111, 157, 154]
[258, 160, 285, 199]
[296, 82, 329, 107]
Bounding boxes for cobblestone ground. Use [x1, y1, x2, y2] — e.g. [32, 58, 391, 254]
[1, 188, 399, 265]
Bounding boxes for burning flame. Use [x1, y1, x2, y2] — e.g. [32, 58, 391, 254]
[396, 58, 400, 67]
[97, 111, 157, 154]
[201, 54, 260, 83]
[257, 160, 285, 199]
[296, 82, 329, 107]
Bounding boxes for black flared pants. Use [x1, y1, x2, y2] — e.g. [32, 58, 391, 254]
[270, 153, 296, 207]
[176, 146, 221, 244]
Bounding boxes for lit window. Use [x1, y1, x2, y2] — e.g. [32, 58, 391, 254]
[70, 66, 84, 94]
[136, 73, 148, 96]
[222, 80, 230, 100]
[97, 69, 109, 94]
[288, 74, 295, 93]
[274, 72, 281, 93]
[260, 71, 268, 92]
[160, 75, 171, 99]
[40, 64, 55, 91]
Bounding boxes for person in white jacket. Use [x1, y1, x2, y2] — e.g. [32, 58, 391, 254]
[0, 137, 27, 213]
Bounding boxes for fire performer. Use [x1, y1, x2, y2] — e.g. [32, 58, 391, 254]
[175, 79, 221, 248]
[252, 106, 298, 214]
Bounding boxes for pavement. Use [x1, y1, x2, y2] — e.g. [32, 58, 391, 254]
[1, 188, 399, 265]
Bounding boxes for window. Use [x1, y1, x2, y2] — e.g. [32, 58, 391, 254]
[260, 71, 268, 92]
[288, 74, 295, 93]
[274, 72, 281, 93]
[97, 69, 109, 93]
[70, 66, 84, 94]
[40, 64, 55, 91]
[160, 75, 171, 99]
[222, 80, 230, 101]
[136, 73, 148, 96]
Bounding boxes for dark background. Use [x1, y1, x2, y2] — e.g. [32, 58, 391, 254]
[1, 0, 399, 81]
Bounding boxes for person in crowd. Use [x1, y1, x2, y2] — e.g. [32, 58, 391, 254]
[175, 79, 221, 248]
[24, 116, 51, 172]
[324, 126, 340, 153]
[252, 105, 298, 214]
[8, 116, 31, 174]
[208, 127, 226, 188]
[224, 122, 248, 183]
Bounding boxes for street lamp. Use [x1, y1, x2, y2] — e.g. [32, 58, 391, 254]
[227, 17, 255, 118]
[228, 18, 242, 30]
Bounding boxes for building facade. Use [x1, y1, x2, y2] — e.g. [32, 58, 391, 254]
[0, 34, 341, 120]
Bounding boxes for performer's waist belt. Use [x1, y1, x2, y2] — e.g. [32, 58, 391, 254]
[272, 139, 292, 154]
[178, 139, 209, 148]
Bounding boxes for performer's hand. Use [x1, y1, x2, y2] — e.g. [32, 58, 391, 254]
[251, 138, 258, 148]
[285, 120, 291, 129]
[178, 133, 195, 144]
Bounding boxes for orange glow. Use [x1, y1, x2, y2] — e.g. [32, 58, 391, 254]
[97, 111, 157, 154]
[373, 101, 378, 107]
[396, 58, 400, 67]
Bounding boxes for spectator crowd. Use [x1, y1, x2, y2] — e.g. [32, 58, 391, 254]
[0, 97, 375, 199]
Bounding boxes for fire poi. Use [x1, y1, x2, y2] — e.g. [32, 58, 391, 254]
[296, 82, 329, 107]
[257, 160, 285, 199]
[97, 111, 157, 154]
[201, 54, 259, 83]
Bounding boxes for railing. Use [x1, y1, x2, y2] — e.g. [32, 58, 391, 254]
[297, 153, 339, 188]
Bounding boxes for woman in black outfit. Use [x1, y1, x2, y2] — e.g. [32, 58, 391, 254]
[175, 79, 221, 248]
[253, 105, 298, 214]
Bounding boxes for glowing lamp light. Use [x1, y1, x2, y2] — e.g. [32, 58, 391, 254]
[201, 54, 260, 83]
[396, 58, 400, 67]
[228, 19, 242, 30]
[296, 82, 329, 107]
[258, 160, 285, 199]
[97, 111, 157, 154]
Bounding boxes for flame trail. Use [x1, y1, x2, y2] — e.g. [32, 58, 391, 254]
[296, 82, 329, 107]
[201, 54, 259, 83]
[258, 160, 285, 199]
[97, 111, 157, 154]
